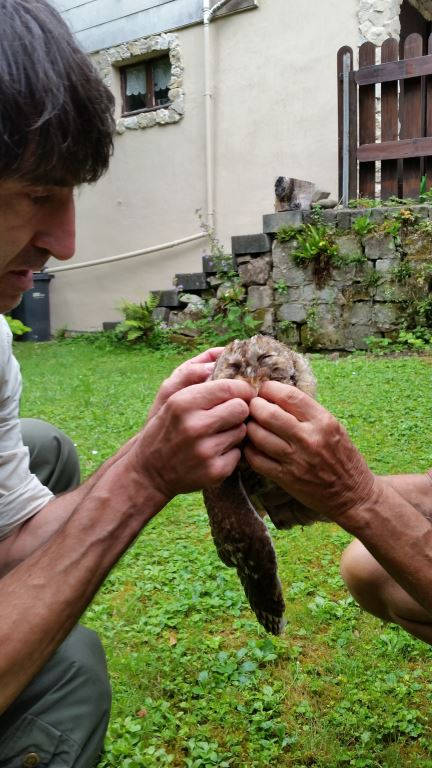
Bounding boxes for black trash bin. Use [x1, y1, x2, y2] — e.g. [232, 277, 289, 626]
[12, 272, 55, 341]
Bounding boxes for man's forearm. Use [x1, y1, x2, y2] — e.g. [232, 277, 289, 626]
[339, 477, 432, 616]
[0, 434, 139, 574]
[382, 472, 432, 519]
[0, 452, 167, 714]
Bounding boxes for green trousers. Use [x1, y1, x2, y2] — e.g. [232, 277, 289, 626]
[0, 419, 111, 767]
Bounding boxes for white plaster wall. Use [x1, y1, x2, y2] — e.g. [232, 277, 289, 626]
[49, 0, 359, 331]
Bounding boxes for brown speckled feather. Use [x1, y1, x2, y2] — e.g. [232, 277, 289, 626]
[203, 335, 327, 635]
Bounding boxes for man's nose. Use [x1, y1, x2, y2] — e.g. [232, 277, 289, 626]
[32, 192, 76, 261]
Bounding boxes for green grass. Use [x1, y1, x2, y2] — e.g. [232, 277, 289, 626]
[14, 340, 432, 768]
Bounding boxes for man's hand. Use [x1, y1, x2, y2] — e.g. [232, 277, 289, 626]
[147, 347, 224, 421]
[133, 378, 254, 501]
[244, 381, 376, 521]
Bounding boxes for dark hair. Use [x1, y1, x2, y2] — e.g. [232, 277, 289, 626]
[0, 0, 115, 185]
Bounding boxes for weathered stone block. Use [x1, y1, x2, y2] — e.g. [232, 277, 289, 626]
[253, 308, 274, 334]
[373, 303, 399, 330]
[321, 210, 337, 225]
[232, 234, 271, 255]
[247, 285, 273, 310]
[343, 324, 373, 351]
[155, 289, 182, 308]
[263, 211, 302, 234]
[335, 234, 364, 264]
[411, 205, 430, 219]
[336, 210, 352, 230]
[370, 208, 386, 224]
[376, 258, 396, 274]
[345, 301, 373, 325]
[174, 273, 208, 291]
[272, 242, 314, 285]
[402, 230, 432, 261]
[277, 302, 307, 324]
[364, 232, 397, 261]
[152, 307, 170, 323]
[238, 256, 271, 286]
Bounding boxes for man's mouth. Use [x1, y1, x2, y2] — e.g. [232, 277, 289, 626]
[6, 269, 35, 292]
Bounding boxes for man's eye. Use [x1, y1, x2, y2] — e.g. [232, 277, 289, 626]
[28, 194, 52, 205]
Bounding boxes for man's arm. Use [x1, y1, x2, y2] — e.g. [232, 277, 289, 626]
[0, 348, 222, 575]
[245, 382, 432, 615]
[0, 374, 254, 714]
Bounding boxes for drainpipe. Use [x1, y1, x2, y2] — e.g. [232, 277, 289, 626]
[203, 0, 233, 233]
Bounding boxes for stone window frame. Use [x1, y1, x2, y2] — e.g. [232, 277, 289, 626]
[93, 33, 184, 133]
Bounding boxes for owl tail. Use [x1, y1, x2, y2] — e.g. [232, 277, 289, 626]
[203, 472, 286, 635]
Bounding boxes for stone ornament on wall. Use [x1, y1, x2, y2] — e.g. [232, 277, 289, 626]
[358, 0, 432, 46]
[93, 33, 184, 133]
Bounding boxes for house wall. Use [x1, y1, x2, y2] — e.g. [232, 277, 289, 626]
[48, 0, 360, 331]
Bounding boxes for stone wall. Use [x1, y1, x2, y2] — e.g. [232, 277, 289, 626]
[155, 204, 432, 352]
[233, 206, 432, 350]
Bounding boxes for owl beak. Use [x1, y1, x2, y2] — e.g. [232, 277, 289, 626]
[236, 376, 260, 395]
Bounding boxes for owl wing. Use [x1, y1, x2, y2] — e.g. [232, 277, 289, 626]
[240, 463, 329, 530]
[203, 471, 286, 635]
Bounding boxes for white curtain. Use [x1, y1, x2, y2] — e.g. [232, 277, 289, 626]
[153, 58, 171, 92]
[126, 66, 146, 96]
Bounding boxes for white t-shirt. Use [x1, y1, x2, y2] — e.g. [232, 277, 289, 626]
[0, 316, 53, 539]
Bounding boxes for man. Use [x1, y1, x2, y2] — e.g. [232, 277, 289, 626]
[0, 1, 254, 764]
[245, 383, 432, 645]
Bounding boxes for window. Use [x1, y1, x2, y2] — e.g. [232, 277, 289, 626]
[121, 56, 171, 115]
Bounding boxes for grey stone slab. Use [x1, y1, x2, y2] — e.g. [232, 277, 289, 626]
[174, 272, 208, 291]
[272, 242, 313, 286]
[344, 324, 374, 351]
[376, 258, 396, 274]
[263, 211, 303, 234]
[345, 301, 373, 325]
[277, 302, 307, 324]
[335, 234, 363, 263]
[102, 321, 119, 331]
[411, 205, 430, 219]
[247, 285, 273, 310]
[370, 208, 386, 223]
[253, 308, 274, 334]
[152, 307, 170, 323]
[232, 234, 272, 255]
[364, 232, 397, 261]
[373, 303, 399, 330]
[155, 289, 182, 308]
[321, 210, 337, 225]
[336, 210, 352, 230]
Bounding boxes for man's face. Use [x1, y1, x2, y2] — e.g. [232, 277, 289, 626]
[0, 178, 76, 313]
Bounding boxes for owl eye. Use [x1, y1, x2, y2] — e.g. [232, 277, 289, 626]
[258, 354, 273, 364]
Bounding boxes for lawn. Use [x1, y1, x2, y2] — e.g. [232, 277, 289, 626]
[15, 340, 432, 768]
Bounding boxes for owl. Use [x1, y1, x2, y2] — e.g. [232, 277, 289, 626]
[203, 334, 328, 635]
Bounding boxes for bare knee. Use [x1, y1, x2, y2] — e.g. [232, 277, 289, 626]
[340, 539, 391, 620]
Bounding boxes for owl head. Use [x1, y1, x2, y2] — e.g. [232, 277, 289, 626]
[212, 334, 316, 397]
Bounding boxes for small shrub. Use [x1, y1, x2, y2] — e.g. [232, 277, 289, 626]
[115, 295, 161, 346]
[275, 225, 300, 243]
[5, 316, 31, 337]
[352, 215, 374, 237]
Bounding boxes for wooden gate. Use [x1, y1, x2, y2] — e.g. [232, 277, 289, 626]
[338, 33, 432, 202]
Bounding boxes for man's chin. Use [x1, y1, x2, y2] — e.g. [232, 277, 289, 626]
[0, 293, 23, 315]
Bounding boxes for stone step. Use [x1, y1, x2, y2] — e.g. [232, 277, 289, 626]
[202, 254, 234, 274]
[174, 272, 208, 291]
[152, 289, 183, 308]
[262, 211, 303, 234]
[231, 233, 271, 256]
